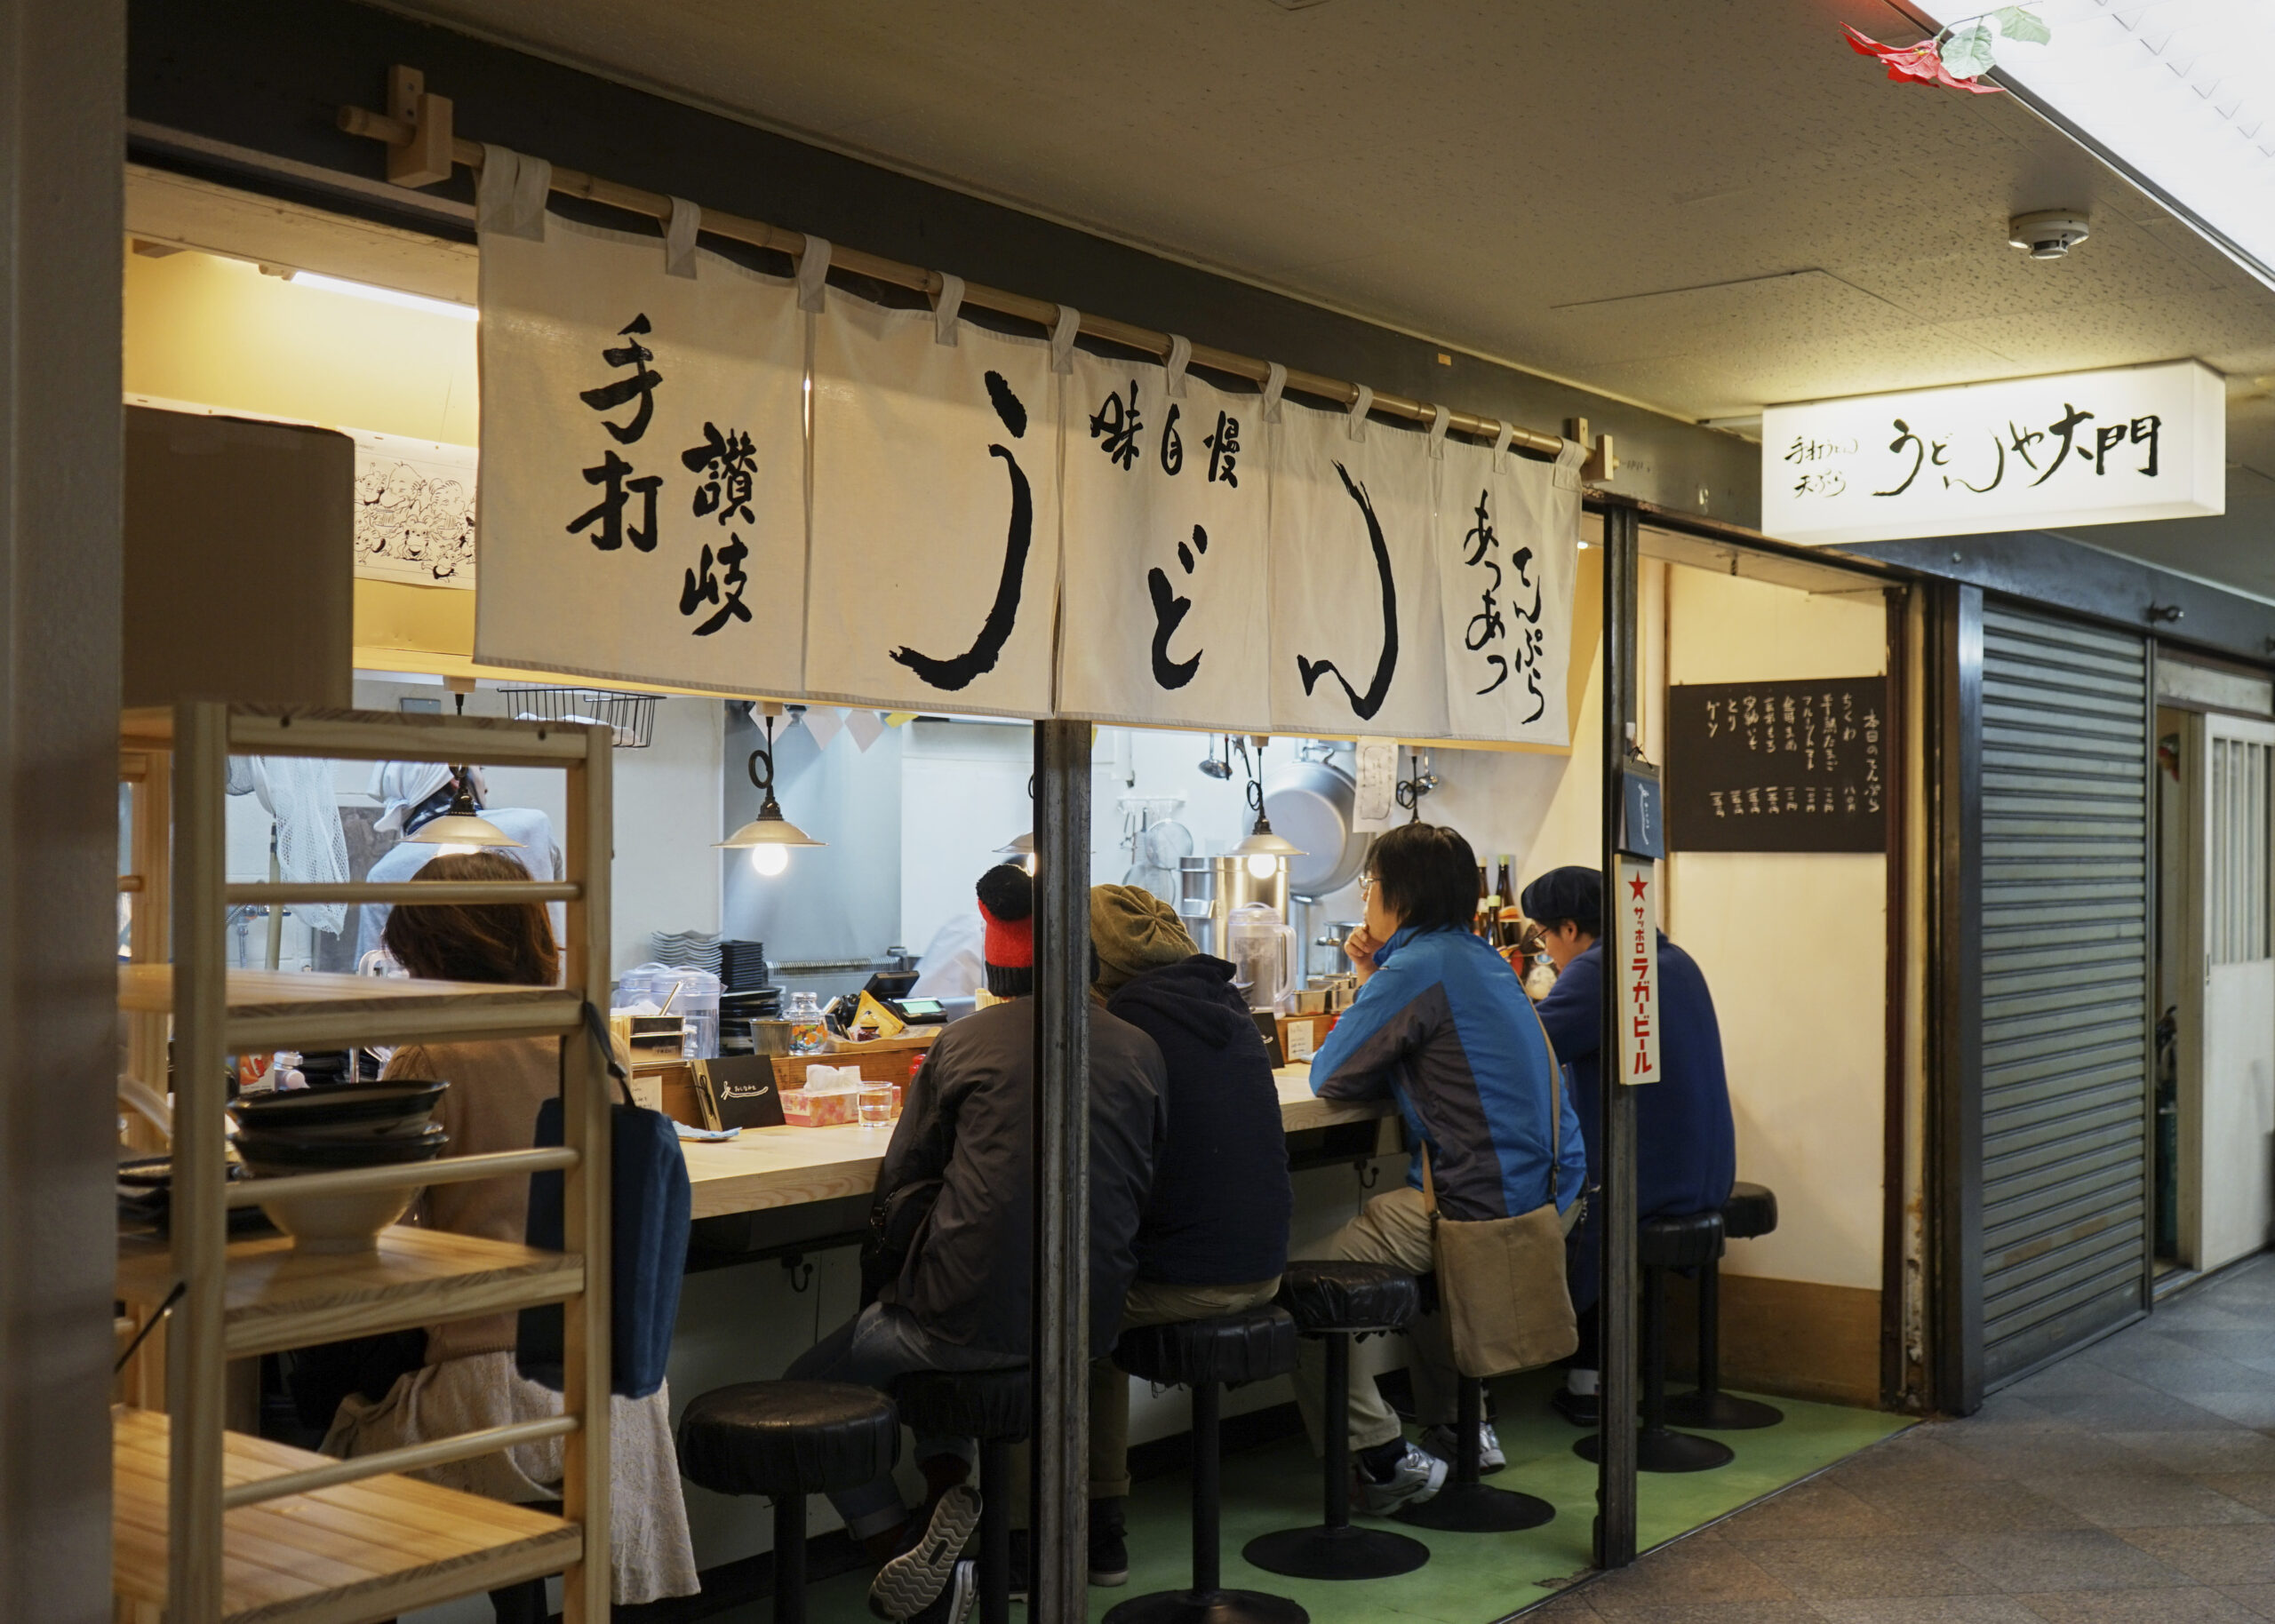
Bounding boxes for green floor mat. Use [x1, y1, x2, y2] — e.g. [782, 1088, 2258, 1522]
[721, 1366, 1907, 1624]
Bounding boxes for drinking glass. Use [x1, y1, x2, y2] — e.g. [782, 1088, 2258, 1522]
[858, 1083, 894, 1129]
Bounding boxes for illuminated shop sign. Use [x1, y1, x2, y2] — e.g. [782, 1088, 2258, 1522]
[1762, 359, 2224, 546]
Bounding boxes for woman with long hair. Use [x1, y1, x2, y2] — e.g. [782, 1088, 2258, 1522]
[323, 849, 697, 1620]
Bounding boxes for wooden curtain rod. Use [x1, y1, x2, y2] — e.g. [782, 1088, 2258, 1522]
[338, 68, 1613, 474]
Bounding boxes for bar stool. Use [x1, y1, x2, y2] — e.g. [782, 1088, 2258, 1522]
[896, 1366, 1029, 1624]
[1395, 1274, 1553, 1532]
[1106, 1306, 1307, 1624]
[1575, 1211, 1734, 1473]
[1664, 1182, 1784, 1430]
[677, 1380, 900, 1624]
[1242, 1261, 1430, 1580]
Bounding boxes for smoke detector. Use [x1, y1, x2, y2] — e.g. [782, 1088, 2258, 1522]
[2008, 210, 2091, 260]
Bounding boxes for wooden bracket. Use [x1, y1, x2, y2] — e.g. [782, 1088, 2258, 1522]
[1567, 417, 1619, 483]
[384, 65, 454, 189]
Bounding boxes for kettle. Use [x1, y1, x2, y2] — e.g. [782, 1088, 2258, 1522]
[1225, 903, 1298, 1015]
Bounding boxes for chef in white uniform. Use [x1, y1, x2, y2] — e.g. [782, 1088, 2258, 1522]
[355, 762, 565, 970]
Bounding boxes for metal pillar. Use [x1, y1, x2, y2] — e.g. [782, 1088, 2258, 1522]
[1031, 720, 1092, 1624]
[1594, 504, 1640, 1568]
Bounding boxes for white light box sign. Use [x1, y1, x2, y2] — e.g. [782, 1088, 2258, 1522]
[1762, 359, 2224, 546]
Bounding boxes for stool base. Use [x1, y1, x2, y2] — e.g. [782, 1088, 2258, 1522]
[1576, 1426, 1736, 1474]
[1663, 1389, 1783, 1430]
[1395, 1481, 1555, 1532]
[1243, 1523, 1430, 1580]
[1103, 1588, 1311, 1624]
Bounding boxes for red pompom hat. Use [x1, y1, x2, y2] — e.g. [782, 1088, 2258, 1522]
[976, 863, 1034, 998]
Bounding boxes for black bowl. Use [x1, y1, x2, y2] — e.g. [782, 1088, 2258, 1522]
[228, 1080, 448, 1140]
[233, 1123, 449, 1173]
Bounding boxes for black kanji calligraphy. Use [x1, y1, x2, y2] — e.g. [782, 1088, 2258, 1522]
[1159, 402, 1183, 476]
[682, 423, 755, 525]
[890, 370, 1034, 692]
[1089, 380, 1144, 471]
[1874, 418, 1927, 497]
[1145, 523, 1208, 690]
[1296, 462, 1398, 721]
[1204, 411, 1241, 486]
[578, 314, 663, 445]
[680, 533, 752, 636]
[2031, 402, 2093, 486]
[567, 449, 662, 553]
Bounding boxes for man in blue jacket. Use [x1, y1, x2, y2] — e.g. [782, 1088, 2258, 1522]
[1521, 864, 1736, 1424]
[1302, 824, 1587, 1513]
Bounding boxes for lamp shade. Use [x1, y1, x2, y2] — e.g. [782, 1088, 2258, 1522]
[405, 772, 523, 849]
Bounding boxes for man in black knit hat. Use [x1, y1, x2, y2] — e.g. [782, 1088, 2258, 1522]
[787, 863, 1166, 1623]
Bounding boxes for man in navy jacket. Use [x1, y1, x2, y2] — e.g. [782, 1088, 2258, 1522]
[1521, 864, 1736, 1423]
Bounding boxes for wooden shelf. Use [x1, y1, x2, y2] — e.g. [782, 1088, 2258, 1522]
[120, 702, 598, 768]
[118, 1228, 584, 1360]
[113, 1407, 581, 1624]
[118, 964, 583, 1049]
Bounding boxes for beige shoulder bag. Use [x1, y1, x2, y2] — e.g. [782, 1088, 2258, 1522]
[1420, 1050, 1579, 1377]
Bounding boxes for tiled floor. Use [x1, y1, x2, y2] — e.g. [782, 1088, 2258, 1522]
[1536, 1253, 2275, 1624]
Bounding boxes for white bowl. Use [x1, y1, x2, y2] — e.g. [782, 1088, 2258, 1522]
[257, 1183, 422, 1254]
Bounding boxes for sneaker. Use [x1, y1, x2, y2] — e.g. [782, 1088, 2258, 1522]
[1419, 1421, 1506, 1474]
[1548, 1386, 1600, 1429]
[906, 1559, 976, 1624]
[1355, 1439, 1448, 1517]
[1090, 1498, 1130, 1587]
[869, 1485, 981, 1620]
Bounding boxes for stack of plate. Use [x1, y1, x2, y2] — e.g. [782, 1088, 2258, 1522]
[651, 930, 723, 976]
[228, 1081, 451, 1253]
[719, 939, 770, 991]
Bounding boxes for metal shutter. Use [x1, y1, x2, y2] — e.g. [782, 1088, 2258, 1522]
[1979, 603, 2149, 1385]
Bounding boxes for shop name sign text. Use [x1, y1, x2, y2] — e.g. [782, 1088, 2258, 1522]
[1762, 360, 2224, 546]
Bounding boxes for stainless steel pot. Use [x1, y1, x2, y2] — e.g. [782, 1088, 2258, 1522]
[1263, 757, 1370, 901]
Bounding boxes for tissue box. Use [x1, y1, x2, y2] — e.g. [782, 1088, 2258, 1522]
[783, 1064, 864, 1127]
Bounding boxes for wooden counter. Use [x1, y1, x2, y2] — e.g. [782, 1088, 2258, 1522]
[681, 1065, 1393, 1221]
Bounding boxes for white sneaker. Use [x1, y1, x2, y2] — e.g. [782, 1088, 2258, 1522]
[1419, 1421, 1506, 1474]
[869, 1486, 981, 1620]
[1356, 1440, 1449, 1516]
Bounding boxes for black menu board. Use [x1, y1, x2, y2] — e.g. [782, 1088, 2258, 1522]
[1666, 678, 1888, 854]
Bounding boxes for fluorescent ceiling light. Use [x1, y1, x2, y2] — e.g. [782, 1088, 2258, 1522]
[293, 270, 477, 322]
[1920, 1, 2275, 287]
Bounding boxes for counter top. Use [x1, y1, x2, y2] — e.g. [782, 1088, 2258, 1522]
[680, 1065, 1392, 1221]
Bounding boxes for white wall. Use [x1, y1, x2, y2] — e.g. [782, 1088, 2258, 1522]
[901, 720, 1033, 957]
[1665, 569, 1888, 1291]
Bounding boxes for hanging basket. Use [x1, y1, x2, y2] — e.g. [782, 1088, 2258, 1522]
[497, 687, 658, 748]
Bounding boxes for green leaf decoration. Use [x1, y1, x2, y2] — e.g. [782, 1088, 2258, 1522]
[1992, 5, 2052, 45]
[1942, 20, 2000, 78]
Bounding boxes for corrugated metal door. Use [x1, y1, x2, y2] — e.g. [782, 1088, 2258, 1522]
[1979, 603, 2150, 1385]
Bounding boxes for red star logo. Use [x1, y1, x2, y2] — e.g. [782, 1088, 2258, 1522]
[1628, 873, 1648, 900]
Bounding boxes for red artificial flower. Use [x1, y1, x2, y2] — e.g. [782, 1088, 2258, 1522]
[1841, 23, 2006, 93]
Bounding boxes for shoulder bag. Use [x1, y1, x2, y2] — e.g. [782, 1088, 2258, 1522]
[1420, 1050, 1578, 1377]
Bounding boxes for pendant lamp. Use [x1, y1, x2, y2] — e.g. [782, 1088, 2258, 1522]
[718, 712, 825, 876]
[406, 767, 523, 852]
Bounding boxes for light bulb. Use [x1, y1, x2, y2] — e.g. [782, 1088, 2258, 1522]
[1023, 854, 1038, 876]
[1246, 853, 1281, 881]
[748, 843, 791, 877]
[434, 843, 480, 858]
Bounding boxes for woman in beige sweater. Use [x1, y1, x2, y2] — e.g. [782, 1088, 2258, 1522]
[323, 850, 697, 1617]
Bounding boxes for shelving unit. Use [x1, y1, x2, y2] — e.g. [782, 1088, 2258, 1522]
[116, 702, 618, 1624]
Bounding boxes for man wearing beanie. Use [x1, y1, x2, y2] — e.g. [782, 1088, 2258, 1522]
[788, 864, 1166, 1624]
[1083, 885, 1293, 1586]
[1520, 864, 1736, 1426]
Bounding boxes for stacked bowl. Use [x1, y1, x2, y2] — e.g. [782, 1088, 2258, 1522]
[228, 1081, 451, 1253]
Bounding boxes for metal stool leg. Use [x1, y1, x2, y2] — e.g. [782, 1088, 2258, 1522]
[1582, 1264, 1732, 1472]
[977, 1436, 1011, 1624]
[772, 1492, 807, 1624]
[1243, 1332, 1430, 1580]
[1397, 1377, 1553, 1532]
[1664, 1257, 1783, 1429]
[1106, 1378, 1307, 1624]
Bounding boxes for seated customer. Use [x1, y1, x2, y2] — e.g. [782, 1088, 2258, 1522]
[1298, 824, 1587, 1513]
[787, 864, 1165, 1624]
[1521, 864, 1736, 1424]
[1087, 885, 1293, 1586]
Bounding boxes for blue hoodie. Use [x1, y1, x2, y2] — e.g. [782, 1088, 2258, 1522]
[1309, 925, 1586, 1223]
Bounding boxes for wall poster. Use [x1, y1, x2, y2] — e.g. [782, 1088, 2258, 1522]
[350, 429, 477, 588]
[1057, 349, 1271, 731]
[475, 211, 808, 697]
[1665, 677, 1889, 853]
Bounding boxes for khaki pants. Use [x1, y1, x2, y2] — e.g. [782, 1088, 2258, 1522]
[1089, 1276, 1282, 1500]
[1289, 1187, 1461, 1454]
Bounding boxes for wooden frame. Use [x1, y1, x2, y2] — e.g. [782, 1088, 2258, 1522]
[116, 701, 615, 1624]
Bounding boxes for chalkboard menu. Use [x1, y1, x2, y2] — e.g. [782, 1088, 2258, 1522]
[1666, 677, 1888, 854]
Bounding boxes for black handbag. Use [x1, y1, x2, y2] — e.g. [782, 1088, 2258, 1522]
[859, 1177, 942, 1308]
[517, 1004, 692, 1400]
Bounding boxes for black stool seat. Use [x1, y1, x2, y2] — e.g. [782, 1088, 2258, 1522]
[677, 1380, 898, 1497]
[1666, 1185, 1784, 1434]
[895, 1366, 1031, 1442]
[1106, 1310, 1306, 1624]
[1116, 1306, 1299, 1388]
[1277, 1261, 1418, 1334]
[893, 1367, 1027, 1624]
[1246, 1269, 1430, 1583]
[678, 1381, 899, 1624]
[1638, 1210, 1724, 1270]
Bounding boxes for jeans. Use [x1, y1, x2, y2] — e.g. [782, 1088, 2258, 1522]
[786, 1301, 1025, 1540]
[1089, 1275, 1281, 1500]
